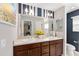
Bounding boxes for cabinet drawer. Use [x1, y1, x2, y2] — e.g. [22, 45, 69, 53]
[49, 39, 63, 45]
[42, 46, 49, 54]
[28, 43, 40, 49]
[28, 48, 41, 56]
[55, 39, 63, 44]
[14, 50, 28, 56]
[14, 45, 28, 51]
[41, 41, 49, 46]
[49, 40, 56, 45]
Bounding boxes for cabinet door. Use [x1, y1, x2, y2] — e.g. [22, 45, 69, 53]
[55, 43, 63, 56]
[42, 46, 49, 53]
[42, 46, 49, 56]
[50, 45, 56, 56]
[14, 45, 29, 56]
[28, 48, 41, 56]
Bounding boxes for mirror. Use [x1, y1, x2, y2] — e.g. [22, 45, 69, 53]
[49, 20, 53, 31]
[56, 19, 63, 32]
[18, 15, 44, 37]
[24, 21, 32, 36]
[72, 16, 79, 32]
[18, 15, 55, 38]
[48, 19, 54, 36]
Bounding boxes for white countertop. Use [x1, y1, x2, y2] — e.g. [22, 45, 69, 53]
[14, 37, 63, 46]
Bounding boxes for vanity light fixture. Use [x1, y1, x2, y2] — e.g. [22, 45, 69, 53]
[50, 13, 53, 16]
[29, 9, 34, 15]
[47, 12, 50, 17]
[25, 8, 28, 14]
[71, 6, 75, 9]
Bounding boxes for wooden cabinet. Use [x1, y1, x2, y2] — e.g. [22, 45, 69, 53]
[13, 45, 28, 56]
[42, 46, 49, 55]
[55, 40, 63, 56]
[28, 43, 41, 56]
[14, 43, 41, 56]
[14, 50, 28, 56]
[50, 44, 56, 56]
[42, 53, 49, 56]
[28, 48, 41, 56]
[42, 46, 49, 53]
[41, 41, 49, 56]
[55, 44, 62, 56]
[14, 39, 63, 56]
[50, 39, 63, 56]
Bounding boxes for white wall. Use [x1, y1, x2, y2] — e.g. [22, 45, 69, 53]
[54, 7, 65, 38]
[0, 23, 16, 56]
[54, 6, 66, 55]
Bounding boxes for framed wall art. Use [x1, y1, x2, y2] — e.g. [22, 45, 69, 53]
[0, 3, 16, 26]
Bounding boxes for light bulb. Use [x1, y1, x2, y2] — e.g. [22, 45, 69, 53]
[25, 8, 28, 13]
[30, 9, 33, 13]
[47, 12, 50, 16]
[50, 13, 52, 16]
[29, 9, 34, 15]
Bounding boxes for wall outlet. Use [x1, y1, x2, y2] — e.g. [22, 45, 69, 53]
[0, 39, 6, 48]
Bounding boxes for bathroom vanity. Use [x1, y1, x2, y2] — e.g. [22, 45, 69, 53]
[13, 37, 63, 56]
[14, 14, 64, 56]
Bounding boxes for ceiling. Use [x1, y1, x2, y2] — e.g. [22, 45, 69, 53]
[24, 3, 79, 13]
[65, 3, 79, 13]
[26, 3, 64, 11]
